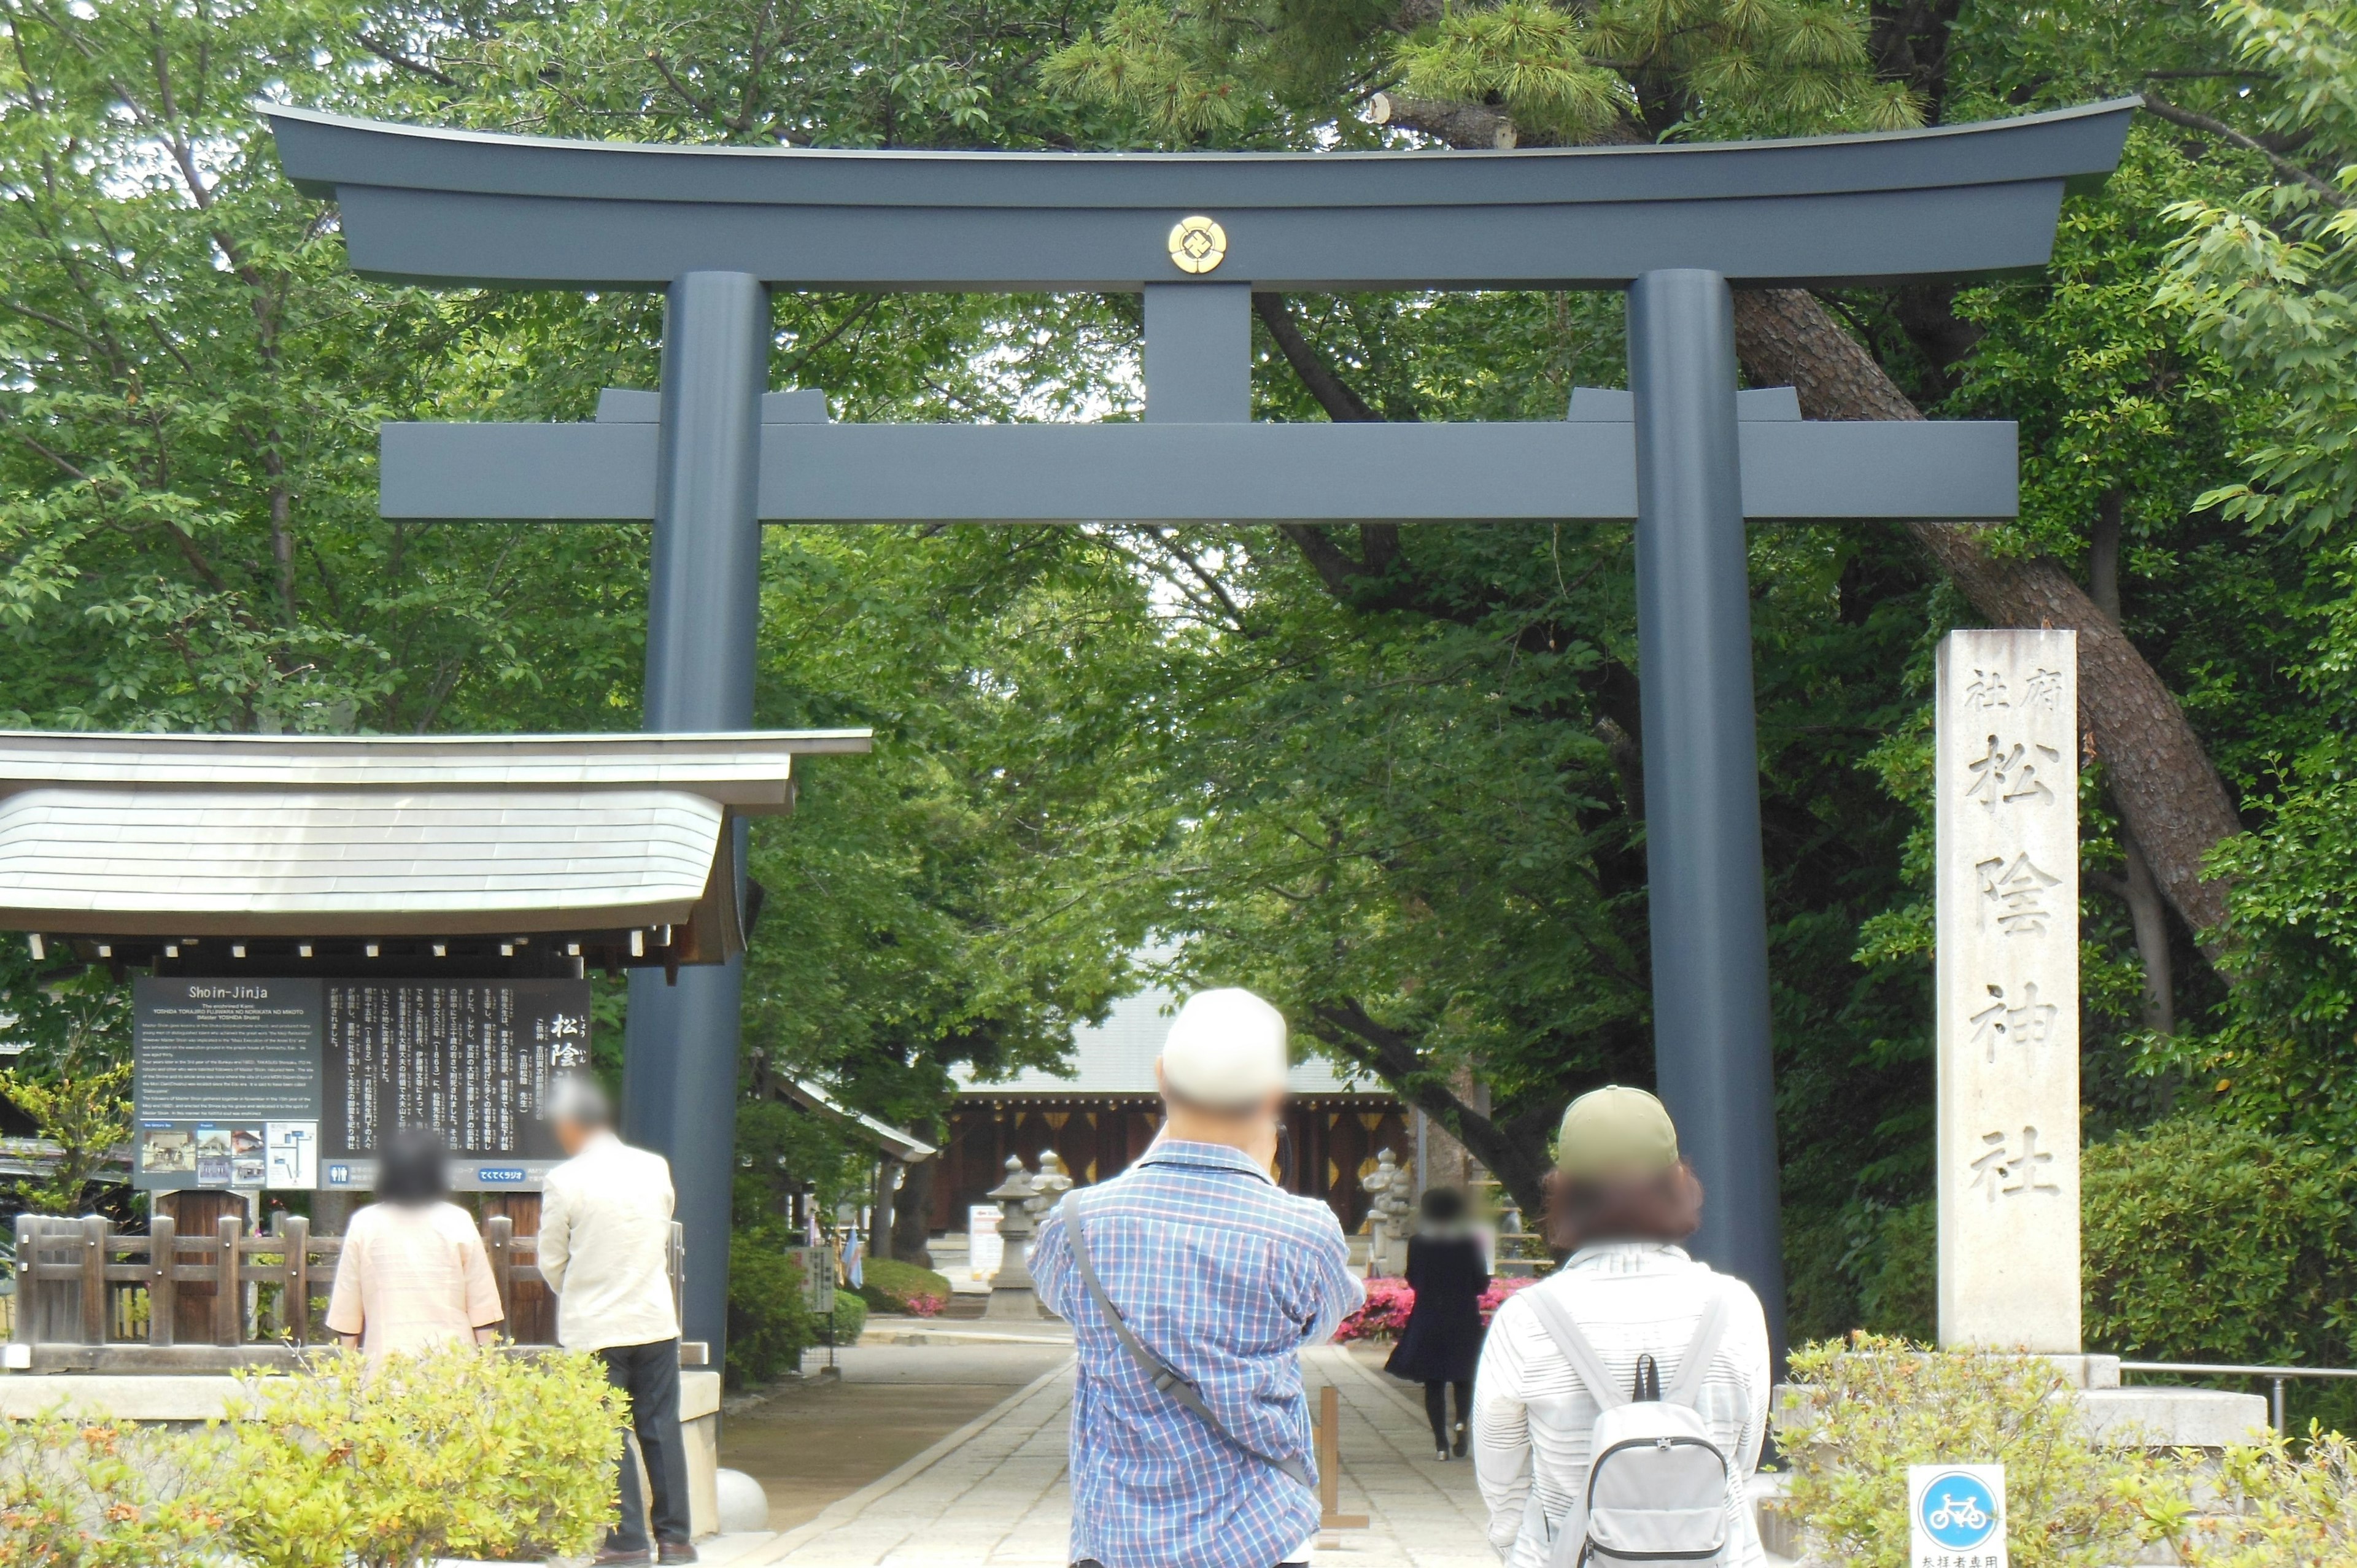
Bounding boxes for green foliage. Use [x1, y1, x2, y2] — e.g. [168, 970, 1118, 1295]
[859, 1257, 953, 1315]
[1046, 0, 1913, 145]
[832, 1289, 869, 1345]
[726, 1237, 815, 1389]
[2182, 1429, 2357, 1568]
[219, 1345, 621, 1568]
[2082, 1117, 2357, 1430]
[1, 1350, 620, 1567]
[1778, 1335, 2193, 1568]
[2158, 2, 2357, 545]
[0, 1418, 221, 1568]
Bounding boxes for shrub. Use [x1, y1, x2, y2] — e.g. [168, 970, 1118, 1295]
[726, 1232, 816, 1389]
[2083, 1117, 2357, 1431]
[832, 1290, 868, 1345]
[2181, 1428, 2357, 1567]
[1334, 1277, 1415, 1342]
[217, 1344, 622, 1568]
[1778, 1334, 2190, 1568]
[859, 1257, 954, 1316]
[1479, 1276, 1536, 1323]
[0, 1417, 220, 1568]
[0, 1350, 622, 1567]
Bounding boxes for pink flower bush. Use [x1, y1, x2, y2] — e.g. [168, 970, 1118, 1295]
[1479, 1276, 1536, 1324]
[1334, 1277, 1416, 1342]
[905, 1292, 946, 1318]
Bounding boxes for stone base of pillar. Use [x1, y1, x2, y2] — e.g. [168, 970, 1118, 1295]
[983, 1286, 1040, 1319]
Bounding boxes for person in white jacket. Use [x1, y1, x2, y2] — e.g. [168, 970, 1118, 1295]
[540, 1076, 694, 1567]
[1473, 1086, 1771, 1568]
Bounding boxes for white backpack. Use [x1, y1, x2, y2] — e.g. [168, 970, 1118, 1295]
[1525, 1285, 1733, 1568]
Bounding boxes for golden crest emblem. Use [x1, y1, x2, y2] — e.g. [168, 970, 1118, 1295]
[1167, 215, 1228, 274]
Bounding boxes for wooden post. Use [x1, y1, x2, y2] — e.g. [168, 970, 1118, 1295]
[155, 1191, 243, 1345]
[214, 1215, 243, 1346]
[483, 1213, 515, 1331]
[78, 1215, 108, 1345]
[281, 1215, 312, 1345]
[147, 1216, 177, 1347]
[1316, 1383, 1369, 1531]
[478, 1194, 551, 1342]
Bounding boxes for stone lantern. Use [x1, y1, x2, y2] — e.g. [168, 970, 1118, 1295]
[985, 1156, 1041, 1316]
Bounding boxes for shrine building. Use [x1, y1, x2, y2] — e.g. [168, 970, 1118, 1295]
[937, 982, 1406, 1233]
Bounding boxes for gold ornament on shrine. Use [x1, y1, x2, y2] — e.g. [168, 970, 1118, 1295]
[1167, 215, 1228, 274]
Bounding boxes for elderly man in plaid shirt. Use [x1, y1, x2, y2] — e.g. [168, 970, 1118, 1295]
[1032, 988, 1364, 1568]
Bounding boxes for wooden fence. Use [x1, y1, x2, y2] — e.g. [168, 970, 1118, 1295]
[10, 1213, 687, 1358]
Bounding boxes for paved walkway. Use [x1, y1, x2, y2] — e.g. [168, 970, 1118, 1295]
[741, 1343, 1500, 1568]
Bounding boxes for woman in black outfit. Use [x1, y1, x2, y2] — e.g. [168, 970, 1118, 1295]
[1384, 1186, 1490, 1459]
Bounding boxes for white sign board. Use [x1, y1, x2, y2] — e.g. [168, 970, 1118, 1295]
[1909, 1464, 2007, 1568]
[265, 1121, 317, 1190]
[968, 1205, 1004, 1278]
[1935, 630, 2080, 1351]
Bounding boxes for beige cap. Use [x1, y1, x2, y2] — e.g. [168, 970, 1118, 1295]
[1555, 1085, 1680, 1180]
[1159, 988, 1289, 1110]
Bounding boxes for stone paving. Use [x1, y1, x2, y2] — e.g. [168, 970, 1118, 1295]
[741, 1343, 1501, 1568]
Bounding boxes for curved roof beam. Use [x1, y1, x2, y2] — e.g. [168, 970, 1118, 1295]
[264, 99, 2135, 293]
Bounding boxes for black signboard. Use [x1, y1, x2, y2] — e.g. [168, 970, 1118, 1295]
[133, 976, 592, 1191]
[321, 979, 592, 1192]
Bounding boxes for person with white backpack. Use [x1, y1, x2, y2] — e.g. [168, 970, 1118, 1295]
[1473, 1086, 1771, 1568]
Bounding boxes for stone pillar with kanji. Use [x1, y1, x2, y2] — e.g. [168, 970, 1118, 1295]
[1936, 629, 2079, 1351]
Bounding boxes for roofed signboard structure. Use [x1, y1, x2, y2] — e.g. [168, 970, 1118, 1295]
[263, 98, 2137, 1357]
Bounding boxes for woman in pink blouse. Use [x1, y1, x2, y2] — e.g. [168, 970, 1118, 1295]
[324, 1127, 504, 1359]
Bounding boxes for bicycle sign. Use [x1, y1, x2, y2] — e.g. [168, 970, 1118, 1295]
[1908, 1464, 2007, 1568]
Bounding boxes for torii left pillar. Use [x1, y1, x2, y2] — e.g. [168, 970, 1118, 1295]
[622, 271, 770, 1356]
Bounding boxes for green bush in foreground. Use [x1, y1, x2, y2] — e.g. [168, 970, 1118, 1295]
[0, 1345, 621, 1567]
[2181, 1427, 2357, 1568]
[1777, 1335, 2191, 1568]
[219, 1344, 622, 1568]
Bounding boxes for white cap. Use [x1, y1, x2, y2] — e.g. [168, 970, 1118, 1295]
[1159, 987, 1290, 1110]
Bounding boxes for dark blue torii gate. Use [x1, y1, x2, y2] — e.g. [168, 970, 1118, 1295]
[269, 98, 2134, 1359]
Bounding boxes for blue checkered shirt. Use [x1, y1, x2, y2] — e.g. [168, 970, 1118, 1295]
[1032, 1140, 1363, 1568]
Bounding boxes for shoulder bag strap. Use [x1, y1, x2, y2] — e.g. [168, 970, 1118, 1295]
[1663, 1281, 1732, 1409]
[1524, 1287, 1630, 1410]
[1064, 1189, 1316, 1492]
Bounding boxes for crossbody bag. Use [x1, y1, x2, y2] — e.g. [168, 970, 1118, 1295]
[1061, 1188, 1317, 1491]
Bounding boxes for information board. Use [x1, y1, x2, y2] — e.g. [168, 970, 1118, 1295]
[320, 979, 592, 1192]
[133, 976, 592, 1191]
[133, 979, 323, 1192]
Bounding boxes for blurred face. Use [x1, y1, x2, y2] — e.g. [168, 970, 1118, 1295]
[552, 1116, 591, 1157]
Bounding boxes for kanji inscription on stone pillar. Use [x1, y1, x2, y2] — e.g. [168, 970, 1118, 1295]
[1937, 628, 2079, 1351]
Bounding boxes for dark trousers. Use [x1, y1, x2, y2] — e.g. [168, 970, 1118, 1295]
[602, 1338, 692, 1551]
[1423, 1378, 1473, 1451]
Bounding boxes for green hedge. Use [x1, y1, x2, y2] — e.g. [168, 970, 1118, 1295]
[726, 1232, 815, 1389]
[857, 1257, 953, 1316]
[2084, 1116, 2357, 1427]
[1830, 1116, 2357, 1429]
[831, 1290, 867, 1345]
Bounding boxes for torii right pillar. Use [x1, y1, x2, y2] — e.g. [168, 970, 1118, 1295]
[1627, 269, 1787, 1356]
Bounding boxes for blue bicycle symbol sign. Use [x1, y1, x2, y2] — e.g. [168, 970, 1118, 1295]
[1918, 1472, 1999, 1550]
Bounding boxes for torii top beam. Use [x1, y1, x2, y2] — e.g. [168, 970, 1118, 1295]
[266, 100, 2136, 293]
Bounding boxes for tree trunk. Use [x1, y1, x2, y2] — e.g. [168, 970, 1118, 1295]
[2091, 490, 2176, 1033]
[1730, 287, 2242, 945]
[1306, 1000, 1553, 1221]
[889, 1156, 936, 1267]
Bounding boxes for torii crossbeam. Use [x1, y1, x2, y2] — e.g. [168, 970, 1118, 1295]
[270, 98, 2135, 1358]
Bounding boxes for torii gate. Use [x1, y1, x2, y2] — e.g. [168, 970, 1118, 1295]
[269, 98, 2134, 1356]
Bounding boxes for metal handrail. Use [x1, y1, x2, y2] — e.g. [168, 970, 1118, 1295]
[2118, 1359, 2357, 1434]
